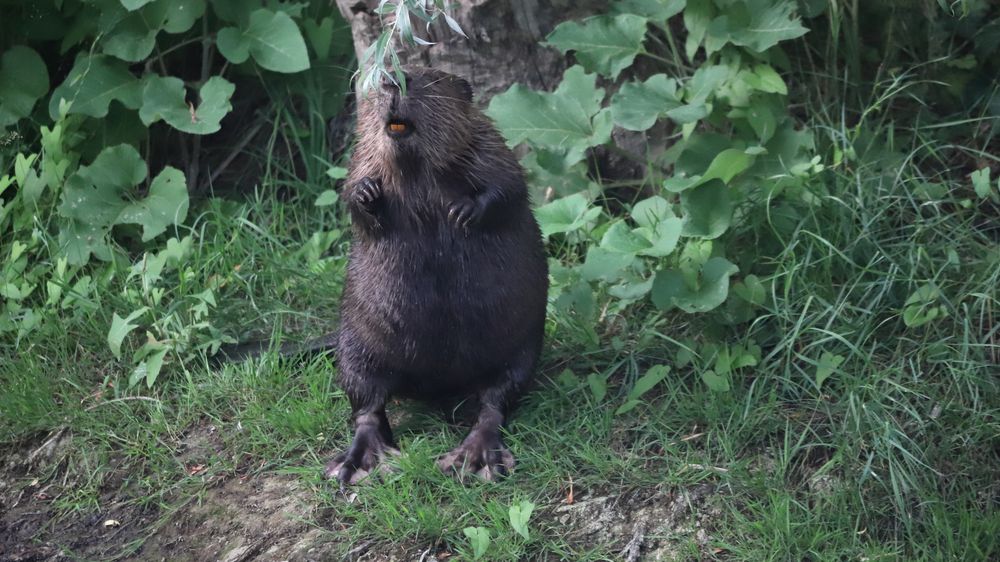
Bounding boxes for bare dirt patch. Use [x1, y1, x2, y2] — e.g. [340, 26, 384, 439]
[2, 427, 724, 561]
[553, 483, 722, 561]
[0, 427, 343, 562]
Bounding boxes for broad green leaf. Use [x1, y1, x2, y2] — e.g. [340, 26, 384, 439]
[0, 46, 50, 128]
[730, 344, 760, 369]
[534, 192, 601, 236]
[815, 351, 844, 389]
[210, 0, 250, 24]
[315, 190, 339, 206]
[733, 0, 808, 52]
[48, 55, 142, 120]
[611, 74, 678, 131]
[509, 500, 535, 540]
[685, 64, 729, 104]
[676, 133, 733, 175]
[580, 246, 634, 281]
[545, 14, 648, 79]
[487, 66, 612, 166]
[970, 168, 991, 198]
[59, 145, 147, 227]
[663, 175, 702, 193]
[102, 3, 161, 61]
[701, 369, 730, 392]
[555, 369, 579, 389]
[103, 0, 205, 58]
[635, 218, 683, 256]
[463, 527, 491, 560]
[902, 283, 947, 328]
[14, 153, 37, 188]
[681, 180, 732, 239]
[627, 364, 670, 400]
[631, 196, 674, 228]
[217, 27, 251, 63]
[163, 0, 205, 33]
[608, 273, 655, 300]
[746, 99, 778, 142]
[702, 148, 753, 184]
[601, 221, 649, 254]
[303, 16, 335, 59]
[129, 343, 168, 387]
[651, 256, 739, 313]
[587, 372, 608, 402]
[732, 274, 767, 305]
[744, 64, 787, 94]
[326, 166, 349, 179]
[58, 145, 189, 263]
[666, 103, 710, 124]
[140, 75, 235, 134]
[615, 399, 641, 415]
[705, 0, 808, 54]
[143, 346, 168, 387]
[217, 9, 311, 72]
[714, 346, 746, 374]
[108, 307, 148, 359]
[683, 0, 713, 60]
[121, 0, 156, 9]
[614, 0, 686, 21]
[116, 166, 189, 241]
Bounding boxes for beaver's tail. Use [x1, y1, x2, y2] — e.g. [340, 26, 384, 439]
[213, 332, 339, 364]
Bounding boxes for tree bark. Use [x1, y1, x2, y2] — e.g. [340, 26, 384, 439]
[334, 0, 609, 102]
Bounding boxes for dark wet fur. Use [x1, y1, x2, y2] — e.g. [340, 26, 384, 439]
[325, 67, 548, 484]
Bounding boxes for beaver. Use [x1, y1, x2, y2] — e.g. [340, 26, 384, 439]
[323, 67, 549, 484]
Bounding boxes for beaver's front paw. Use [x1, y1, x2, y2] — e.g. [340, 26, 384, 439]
[448, 197, 483, 230]
[349, 177, 383, 214]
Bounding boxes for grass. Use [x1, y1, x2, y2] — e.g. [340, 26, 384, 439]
[3, 10, 1000, 562]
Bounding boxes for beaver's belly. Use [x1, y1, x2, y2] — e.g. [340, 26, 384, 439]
[344, 229, 541, 380]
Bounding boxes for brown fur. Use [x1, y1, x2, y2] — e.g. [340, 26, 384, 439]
[324, 67, 548, 484]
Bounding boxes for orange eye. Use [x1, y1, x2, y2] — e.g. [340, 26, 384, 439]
[389, 123, 407, 133]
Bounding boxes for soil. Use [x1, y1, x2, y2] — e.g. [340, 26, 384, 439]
[1, 427, 723, 561]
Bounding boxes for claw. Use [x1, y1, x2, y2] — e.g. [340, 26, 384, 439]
[324, 427, 399, 485]
[448, 197, 481, 230]
[437, 430, 514, 482]
[351, 177, 382, 213]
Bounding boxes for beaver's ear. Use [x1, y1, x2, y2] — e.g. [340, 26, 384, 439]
[455, 77, 473, 103]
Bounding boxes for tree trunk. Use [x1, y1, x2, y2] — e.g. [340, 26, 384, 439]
[334, 0, 609, 101]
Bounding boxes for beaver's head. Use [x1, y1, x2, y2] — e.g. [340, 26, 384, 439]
[356, 67, 475, 170]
